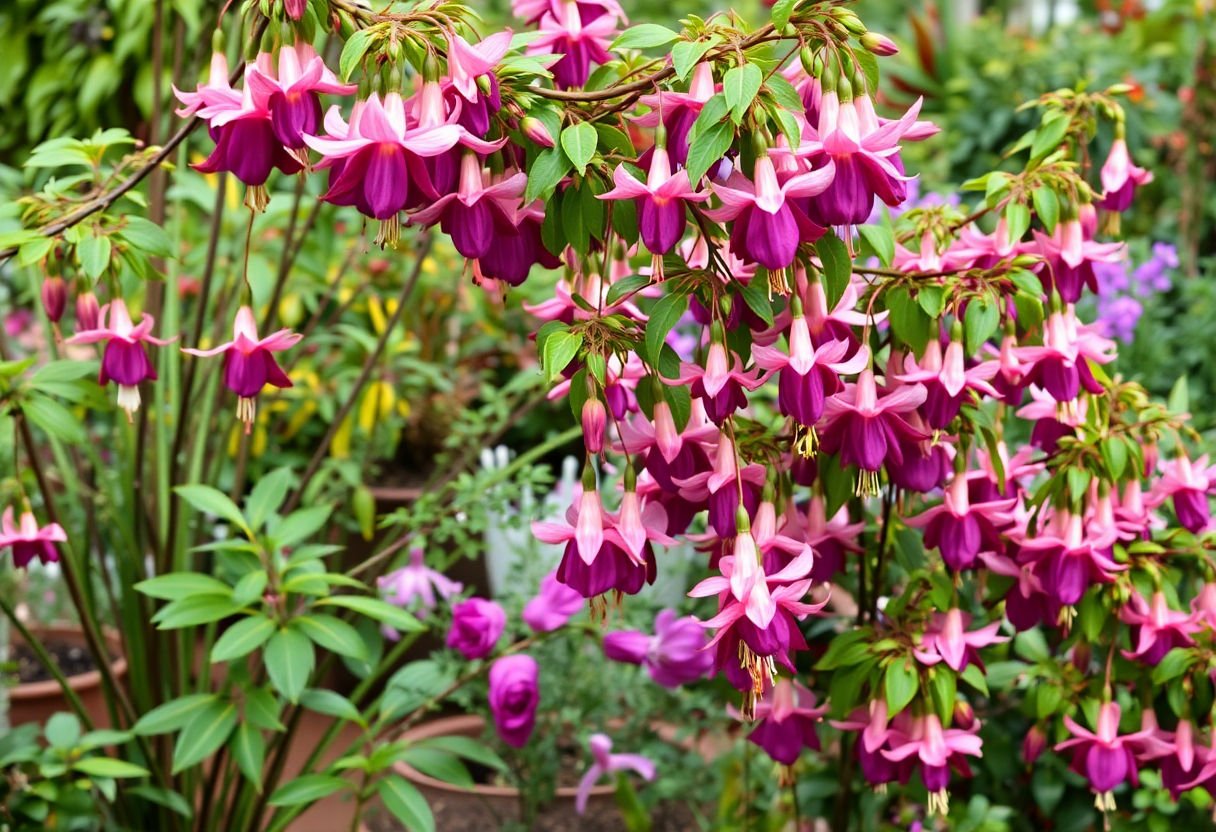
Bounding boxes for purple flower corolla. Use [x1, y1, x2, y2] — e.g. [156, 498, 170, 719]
[522, 570, 584, 632]
[882, 712, 982, 815]
[527, 2, 617, 89]
[1032, 219, 1125, 303]
[1013, 309, 1115, 403]
[635, 63, 716, 166]
[913, 608, 1008, 672]
[672, 342, 764, 424]
[0, 508, 66, 569]
[575, 734, 655, 815]
[408, 153, 526, 258]
[1099, 138, 1153, 212]
[444, 30, 510, 136]
[673, 432, 765, 537]
[895, 338, 1000, 429]
[598, 145, 707, 267]
[602, 608, 713, 688]
[1016, 510, 1123, 606]
[1055, 701, 1148, 806]
[247, 43, 356, 149]
[744, 680, 826, 765]
[66, 298, 176, 420]
[377, 548, 463, 614]
[906, 473, 1016, 571]
[1148, 453, 1214, 534]
[1118, 591, 1199, 665]
[488, 654, 539, 747]
[446, 597, 506, 659]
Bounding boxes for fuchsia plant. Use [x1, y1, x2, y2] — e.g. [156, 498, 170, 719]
[1, 0, 1209, 829]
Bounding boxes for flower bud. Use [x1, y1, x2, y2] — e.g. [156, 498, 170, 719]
[41, 277, 67, 323]
[581, 397, 607, 454]
[75, 291, 100, 332]
[953, 700, 976, 729]
[860, 32, 898, 56]
[283, 0, 306, 20]
[1022, 724, 1047, 764]
[520, 116, 556, 148]
[829, 7, 867, 35]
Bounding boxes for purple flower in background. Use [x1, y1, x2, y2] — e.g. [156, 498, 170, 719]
[446, 597, 506, 659]
[1055, 701, 1148, 806]
[575, 734, 656, 814]
[0, 507, 66, 569]
[488, 654, 539, 747]
[522, 571, 584, 632]
[745, 680, 826, 765]
[602, 609, 713, 688]
[377, 548, 463, 614]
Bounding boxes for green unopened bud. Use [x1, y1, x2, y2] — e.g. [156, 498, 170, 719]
[353, 485, 376, 541]
[710, 318, 726, 344]
[1105, 83, 1134, 96]
[211, 28, 224, 55]
[422, 51, 441, 83]
[1011, 254, 1041, 269]
[624, 463, 637, 492]
[789, 293, 804, 317]
[829, 7, 867, 35]
[950, 318, 963, 342]
[581, 460, 598, 492]
[735, 504, 751, 534]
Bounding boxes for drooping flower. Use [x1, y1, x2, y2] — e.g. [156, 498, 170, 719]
[522, 570, 584, 632]
[1134, 714, 1207, 800]
[1119, 591, 1200, 665]
[672, 340, 764, 424]
[444, 30, 511, 136]
[1055, 701, 1148, 809]
[673, 431, 765, 537]
[1148, 453, 1214, 534]
[602, 608, 713, 688]
[408, 153, 526, 258]
[66, 298, 176, 420]
[247, 43, 356, 150]
[41, 277, 67, 324]
[488, 654, 539, 747]
[704, 154, 834, 272]
[182, 306, 301, 433]
[1099, 138, 1153, 213]
[896, 336, 1001, 430]
[446, 597, 507, 659]
[575, 734, 656, 815]
[1032, 218, 1126, 303]
[635, 62, 717, 166]
[881, 712, 983, 815]
[1016, 510, 1123, 606]
[906, 472, 1016, 571]
[744, 680, 827, 766]
[1014, 309, 1115, 403]
[377, 548, 463, 614]
[0, 507, 66, 568]
[527, 2, 618, 89]
[913, 608, 1008, 672]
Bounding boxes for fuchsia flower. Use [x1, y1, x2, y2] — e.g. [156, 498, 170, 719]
[1014, 309, 1114, 403]
[832, 701, 902, 786]
[751, 304, 867, 440]
[76, 291, 101, 332]
[744, 680, 826, 765]
[377, 548, 463, 613]
[1032, 218, 1126, 303]
[602, 608, 713, 688]
[67, 298, 175, 420]
[598, 144, 707, 269]
[522, 570, 585, 632]
[409, 153, 526, 258]
[896, 336, 1000, 429]
[673, 431, 765, 537]
[672, 340, 764, 424]
[906, 472, 1016, 571]
[635, 62, 716, 166]
[881, 712, 983, 815]
[913, 608, 1008, 672]
[528, 1, 618, 89]
[488, 654, 539, 747]
[182, 306, 300, 432]
[1135, 714, 1208, 799]
[575, 734, 656, 815]
[446, 598, 507, 659]
[247, 43, 356, 150]
[304, 92, 502, 228]
[818, 368, 928, 495]
[1119, 591, 1199, 665]
[444, 30, 511, 136]
[1017, 510, 1123, 606]
[475, 199, 560, 286]
[782, 494, 862, 581]
[1055, 701, 1148, 807]
[1149, 453, 1214, 534]
[0, 508, 66, 568]
[1099, 138, 1153, 213]
[704, 154, 834, 271]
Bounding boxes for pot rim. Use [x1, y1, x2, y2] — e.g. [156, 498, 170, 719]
[9, 624, 128, 701]
[394, 714, 616, 800]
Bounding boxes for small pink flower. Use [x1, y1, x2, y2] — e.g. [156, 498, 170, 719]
[0, 507, 66, 568]
[446, 598, 506, 659]
[1119, 591, 1199, 665]
[1099, 138, 1152, 212]
[488, 654, 539, 747]
[745, 680, 827, 764]
[913, 608, 1008, 672]
[602, 608, 712, 688]
[575, 734, 655, 814]
[522, 570, 584, 632]
[377, 548, 463, 613]
[66, 298, 176, 420]
[882, 712, 982, 815]
[1055, 701, 1148, 804]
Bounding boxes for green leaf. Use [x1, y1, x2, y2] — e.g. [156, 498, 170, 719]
[771, 0, 797, 29]
[271, 504, 333, 549]
[1031, 113, 1070, 160]
[960, 664, 989, 695]
[22, 395, 86, 443]
[525, 146, 572, 202]
[18, 237, 54, 266]
[886, 287, 933, 354]
[1013, 629, 1050, 663]
[884, 659, 919, 717]
[964, 295, 1000, 355]
[672, 39, 718, 82]
[1003, 201, 1031, 245]
[294, 614, 369, 662]
[134, 694, 220, 736]
[684, 119, 733, 184]
[210, 615, 276, 663]
[401, 748, 472, 787]
[856, 50, 880, 94]
[560, 122, 598, 175]
[542, 329, 583, 382]
[175, 485, 249, 533]
[244, 687, 284, 731]
[611, 24, 679, 50]
[45, 713, 82, 749]
[264, 628, 314, 703]
[917, 285, 946, 318]
[231, 723, 265, 789]
[74, 756, 149, 779]
[378, 775, 435, 832]
[172, 700, 237, 774]
[77, 235, 112, 280]
[117, 217, 173, 258]
[338, 28, 376, 81]
[300, 689, 363, 724]
[815, 234, 851, 310]
[1168, 376, 1189, 415]
[1152, 648, 1195, 685]
[738, 280, 774, 327]
[152, 595, 244, 629]
[231, 571, 269, 607]
[245, 468, 294, 531]
[814, 629, 871, 670]
[857, 224, 894, 267]
[268, 774, 350, 807]
[644, 292, 689, 366]
[927, 668, 957, 724]
[128, 785, 193, 819]
[30, 360, 97, 385]
[1100, 437, 1129, 480]
[317, 595, 425, 633]
[416, 736, 508, 773]
[1032, 185, 1060, 233]
[723, 63, 763, 124]
[604, 275, 650, 306]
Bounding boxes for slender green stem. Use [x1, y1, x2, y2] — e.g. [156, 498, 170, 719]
[0, 595, 93, 727]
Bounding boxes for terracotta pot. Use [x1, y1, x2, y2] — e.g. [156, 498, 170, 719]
[9, 625, 127, 729]
[393, 715, 626, 831]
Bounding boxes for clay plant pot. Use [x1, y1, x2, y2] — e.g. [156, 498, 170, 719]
[9, 625, 127, 729]
[392, 715, 634, 832]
